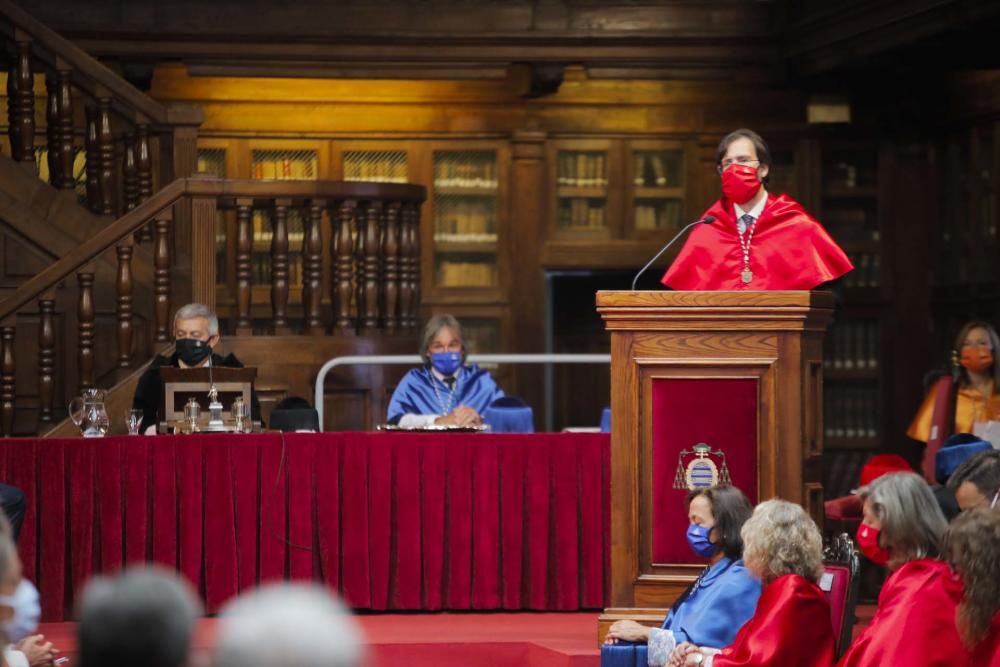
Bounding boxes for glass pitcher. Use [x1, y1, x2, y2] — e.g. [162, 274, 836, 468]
[68, 388, 110, 438]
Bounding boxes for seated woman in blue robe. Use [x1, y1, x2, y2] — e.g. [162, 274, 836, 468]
[604, 486, 761, 667]
[387, 314, 504, 427]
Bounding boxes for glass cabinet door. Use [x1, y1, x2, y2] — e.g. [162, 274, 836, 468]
[629, 147, 685, 235]
[431, 150, 499, 289]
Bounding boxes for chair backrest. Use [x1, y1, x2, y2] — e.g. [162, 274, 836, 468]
[483, 398, 534, 433]
[820, 532, 862, 658]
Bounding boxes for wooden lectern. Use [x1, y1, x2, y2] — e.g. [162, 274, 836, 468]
[595, 290, 833, 637]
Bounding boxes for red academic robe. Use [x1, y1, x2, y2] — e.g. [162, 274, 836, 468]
[837, 559, 971, 667]
[710, 573, 835, 667]
[971, 613, 1000, 667]
[661, 193, 854, 290]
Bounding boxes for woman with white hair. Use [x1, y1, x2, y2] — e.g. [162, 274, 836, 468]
[387, 314, 504, 427]
[837, 471, 969, 666]
[669, 499, 834, 667]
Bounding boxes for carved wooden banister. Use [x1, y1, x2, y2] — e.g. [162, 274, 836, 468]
[0, 176, 426, 436]
[0, 0, 199, 127]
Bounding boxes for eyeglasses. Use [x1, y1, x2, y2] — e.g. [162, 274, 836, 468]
[961, 340, 993, 349]
[717, 158, 760, 174]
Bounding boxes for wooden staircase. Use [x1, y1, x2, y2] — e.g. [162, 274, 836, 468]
[0, 1, 427, 436]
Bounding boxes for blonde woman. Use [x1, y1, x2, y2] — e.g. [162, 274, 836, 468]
[944, 508, 1000, 666]
[669, 499, 834, 667]
[838, 472, 969, 666]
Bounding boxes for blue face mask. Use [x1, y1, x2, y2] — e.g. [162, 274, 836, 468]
[686, 523, 718, 558]
[431, 351, 462, 376]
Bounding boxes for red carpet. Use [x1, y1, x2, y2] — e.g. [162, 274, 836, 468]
[36, 612, 602, 667]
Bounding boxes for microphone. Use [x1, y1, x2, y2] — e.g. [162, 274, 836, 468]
[631, 215, 716, 290]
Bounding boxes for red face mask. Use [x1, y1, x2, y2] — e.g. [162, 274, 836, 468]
[720, 163, 762, 205]
[960, 348, 994, 374]
[856, 522, 891, 566]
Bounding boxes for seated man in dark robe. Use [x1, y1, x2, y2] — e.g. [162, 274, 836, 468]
[387, 314, 504, 427]
[132, 303, 261, 433]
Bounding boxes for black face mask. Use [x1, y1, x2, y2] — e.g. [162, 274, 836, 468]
[176, 338, 212, 366]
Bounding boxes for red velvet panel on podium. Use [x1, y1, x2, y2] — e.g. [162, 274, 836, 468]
[594, 291, 832, 637]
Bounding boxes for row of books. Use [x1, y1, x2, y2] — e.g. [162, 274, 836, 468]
[251, 156, 318, 180]
[824, 322, 879, 371]
[252, 212, 307, 244]
[343, 155, 407, 183]
[558, 199, 606, 228]
[633, 153, 682, 188]
[824, 209, 880, 244]
[635, 202, 681, 231]
[824, 386, 879, 440]
[433, 200, 497, 235]
[248, 255, 306, 287]
[826, 161, 876, 191]
[434, 159, 498, 189]
[436, 261, 496, 288]
[843, 253, 881, 289]
[434, 232, 497, 244]
[557, 153, 608, 187]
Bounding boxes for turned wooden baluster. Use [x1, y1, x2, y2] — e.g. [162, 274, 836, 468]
[8, 38, 35, 165]
[84, 106, 99, 211]
[56, 68, 75, 189]
[116, 243, 134, 367]
[45, 76, 61, 185]
[303, 199, 324, 335]
[96, 98, 114, 215]
[270, 200, 291, 334]
[153, 217, 171, 342]
[136, 124, 152, 201]
[235, 200, 253, 335]
[122, 134, 139, 210]
[359, 201, 382, 333]
[78, 272, 95, 389]
[332, 201, 356, 332]
[381, 202, 401, 332]
[37, 299, 55, 422]
[0, 327, 14, 437]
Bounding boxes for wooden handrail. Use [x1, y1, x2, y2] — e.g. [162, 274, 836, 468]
[0, 0, 201, 126]
[0, 177, 427, 324]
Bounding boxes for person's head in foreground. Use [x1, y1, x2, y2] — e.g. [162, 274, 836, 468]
[944, 508, 1000, 650]
[686, 485, 753, 563]
[947, 450, 1000, 512]
[213, 583, 364, 667]
[740, 498, 823, 584]
[78, 566, 200, 667]
[173, 303, 221, 368]
[857, 471, 947, 569]
[420, 313, 466, 377]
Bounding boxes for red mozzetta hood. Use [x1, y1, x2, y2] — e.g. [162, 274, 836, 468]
[661, 193, 854, 291]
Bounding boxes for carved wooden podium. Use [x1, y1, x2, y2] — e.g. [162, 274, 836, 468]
[595, 290, 833, 636]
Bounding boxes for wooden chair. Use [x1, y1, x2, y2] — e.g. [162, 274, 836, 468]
[820, 532, 862, 658]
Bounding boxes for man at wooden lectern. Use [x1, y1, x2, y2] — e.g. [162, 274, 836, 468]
[132, 303, 261, 433]
[661, 129, 853, 290]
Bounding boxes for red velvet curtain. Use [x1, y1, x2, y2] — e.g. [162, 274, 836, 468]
[0, 432, 610, 621]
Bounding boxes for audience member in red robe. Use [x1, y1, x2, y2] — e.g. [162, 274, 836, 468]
[661, 128, 853, 291]
[837, 471, 970, 667]
[945, 508, 1000, 666]
[668, 499, 835, 667]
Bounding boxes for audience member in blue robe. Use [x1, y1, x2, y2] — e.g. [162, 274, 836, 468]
[604, 486, 762, 666]
[387, 314, 504, 427]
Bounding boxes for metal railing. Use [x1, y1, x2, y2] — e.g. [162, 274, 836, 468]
[314, 353, 611, 428]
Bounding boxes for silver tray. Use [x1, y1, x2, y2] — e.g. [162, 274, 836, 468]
[377, 423, 490, 432]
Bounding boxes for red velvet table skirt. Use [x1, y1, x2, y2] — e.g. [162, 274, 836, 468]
[0, 432, 610, 621]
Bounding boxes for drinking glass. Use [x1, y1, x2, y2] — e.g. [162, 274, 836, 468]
[125, 409, 144, 435]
